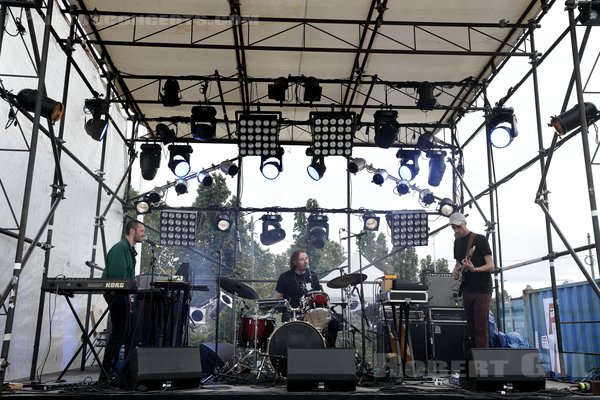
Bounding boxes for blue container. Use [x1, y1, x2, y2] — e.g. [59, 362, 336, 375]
[521, 280, 600, 380]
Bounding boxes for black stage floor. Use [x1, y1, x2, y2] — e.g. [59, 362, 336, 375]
[2, 365, 591, 400]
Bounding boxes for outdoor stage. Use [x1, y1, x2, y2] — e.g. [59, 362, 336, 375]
[1, 364, 585, 400]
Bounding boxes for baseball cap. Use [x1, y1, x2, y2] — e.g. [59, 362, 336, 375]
[449, 212, 466, 225]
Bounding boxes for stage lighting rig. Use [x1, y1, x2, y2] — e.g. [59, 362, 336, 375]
[373, 109, 399, 149]
[216, 213, 232, 232]
[397, 149, 421, 181]
[486, 107, 518, 149]
[303, 76, 322, 102]
[549, 102, 599, 136]
[84, 98, 109, 141]
[13, 89, 64, 122]
[386, 211, 429, 247]
[362, 212, 380, 231]
[268, 77, 289, 102]
[347, 158, 366, 174]
[159, 210, 197, 246]
[220, 160, 239, 177]
[260, 214, 286, 246]
[191, 106, 217, 141]
[161, 78, 181, 107]
[372, 169, 388, 186]
[168, 145, 193, 177]
[416, 82, 436, 111]
[309, 111, 355, 157]
[197, 171, 214, 187]
[307, 214, 329, 249]
[156, 123, 176, 144]
[139, 143, 162, 181]
[438, 198, 457, 217]
[307, 156, 326, 181]
[427, 150, 447, 187]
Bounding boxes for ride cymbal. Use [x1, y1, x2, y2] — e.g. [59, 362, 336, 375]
[326, 273, 367, 288]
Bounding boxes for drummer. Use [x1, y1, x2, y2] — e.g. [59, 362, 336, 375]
[274, 249, 340, 347]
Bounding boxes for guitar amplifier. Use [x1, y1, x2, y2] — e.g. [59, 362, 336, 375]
[429, 307, 465, 322]
[424, 272, 462, 308]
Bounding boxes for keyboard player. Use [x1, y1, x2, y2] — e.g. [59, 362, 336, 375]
[99, 220, 145, 383]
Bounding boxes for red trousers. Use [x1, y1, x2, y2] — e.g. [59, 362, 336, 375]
[462, 291, 492, 348]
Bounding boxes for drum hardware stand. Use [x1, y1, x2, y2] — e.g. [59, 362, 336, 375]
[355, 233, 370, 376]
[203, 251, 223, 384]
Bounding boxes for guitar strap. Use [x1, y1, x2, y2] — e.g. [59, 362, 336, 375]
[465, 232, 476, 259]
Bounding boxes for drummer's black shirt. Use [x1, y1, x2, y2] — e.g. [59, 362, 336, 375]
[275, 269, 322, 309]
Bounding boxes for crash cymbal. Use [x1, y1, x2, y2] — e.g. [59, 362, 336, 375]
[218, 277, 260, 300]
[326, 273, 367, 289]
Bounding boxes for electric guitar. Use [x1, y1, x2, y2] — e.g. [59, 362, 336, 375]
[457, 244, 476, 297]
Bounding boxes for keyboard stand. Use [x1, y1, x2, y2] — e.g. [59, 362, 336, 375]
[51, 293, 110, 381]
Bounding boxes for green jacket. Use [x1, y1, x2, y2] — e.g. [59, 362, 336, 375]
[102, 239, 136, 279]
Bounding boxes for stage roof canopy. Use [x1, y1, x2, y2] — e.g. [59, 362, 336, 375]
[72, 0, 545, 146]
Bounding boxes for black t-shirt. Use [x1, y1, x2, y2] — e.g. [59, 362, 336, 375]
[275, 269, 322, 308]
[454, 232, 493, 294]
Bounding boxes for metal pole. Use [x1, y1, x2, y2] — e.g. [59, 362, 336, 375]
[0, 0, 55, 383]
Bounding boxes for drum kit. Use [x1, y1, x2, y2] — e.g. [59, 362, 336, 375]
[212, 272, 367, 379]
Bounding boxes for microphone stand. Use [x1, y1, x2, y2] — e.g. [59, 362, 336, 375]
[356, 233, 369, 376]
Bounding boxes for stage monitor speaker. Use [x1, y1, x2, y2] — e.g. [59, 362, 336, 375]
[287, 348, 356, 391]
[199, 342, 234, 374]
[124, 347, 202, 390]
[460, 348, 545, 392]
[431, 321, 467, 370]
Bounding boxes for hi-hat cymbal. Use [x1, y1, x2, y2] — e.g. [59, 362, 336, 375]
[218, 277, 260, 300]
[327, 273, 367, 288]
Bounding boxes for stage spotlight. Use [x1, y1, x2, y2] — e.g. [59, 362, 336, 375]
[578, 2, 600, 25]
[386, 211, 429, 247]
[268, 76, 289, 102]
[84, 98, 109, 141]
[135, 198, 152, 215]
[347, 158, 366, 174]
[260, 154, 283, 180]
[307, 156, 326, 181]
[159, 209, 197, 246]
[237, 112, 281, 156]
[373, 109, 399, 149]
[220, 160, 239, 177]
[487, 107, 518, 149]
[420, 189, 436, 205]
[310, 111, 355, 157]
[550, 102, 599, 136]
[303, 76, 322, 102]
[416, 132, 434, 151]
[416, 82, 436, 111]
[140, 143, 162, 181]
[216, 213, 232, 232]
[438, 198, 456, 217]
[161, 78, 181, 107]
[362, 212, 380, 231]
[307, 214, 329, 249]
[156, 123, 176, 144]
[427, 150, 446, 187]
[260, 214, 286, 246]
[168, 145, 193, 177]
[197, 171, 214, 187]
[147, 188, 165, 204]
[191, 106, 217, 141]
[15, 89, 64, 122]
[396, 179, 410, 195]
[397, 149, 420, 180]
[174, 179, 188, 195]
[372, 169, 388, 185]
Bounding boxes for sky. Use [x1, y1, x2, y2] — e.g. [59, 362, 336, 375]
[132, 4, 600, 299]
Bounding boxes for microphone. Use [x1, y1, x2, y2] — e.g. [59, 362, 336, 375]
[145, 238, 160, 247]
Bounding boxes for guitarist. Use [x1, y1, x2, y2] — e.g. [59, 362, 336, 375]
[450, 212, 494, 348]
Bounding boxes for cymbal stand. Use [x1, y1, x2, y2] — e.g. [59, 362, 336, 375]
[355, 234, 371, 376]
[338, 285, 352, 347]
[203, 250, 223, 384]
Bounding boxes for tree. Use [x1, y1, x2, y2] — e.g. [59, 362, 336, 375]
[384, 247, 419, 282]
[419, 255, 450, 274]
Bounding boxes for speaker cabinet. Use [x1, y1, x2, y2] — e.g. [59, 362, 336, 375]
[409, 320, 428, 365]
[124, 347, 202, 390]
[460, 348, 545, 392]
[431, 322, 467, 370]
[199, 342, 234, 374]
[287, 348, 356, 391]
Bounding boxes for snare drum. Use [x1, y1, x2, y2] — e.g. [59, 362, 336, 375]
[305, 290, 330, 309]
[238, 315, 275, 351]
[266, 321, 325, 376]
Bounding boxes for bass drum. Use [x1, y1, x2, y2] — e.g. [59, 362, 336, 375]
[266, 321, 325, 376]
